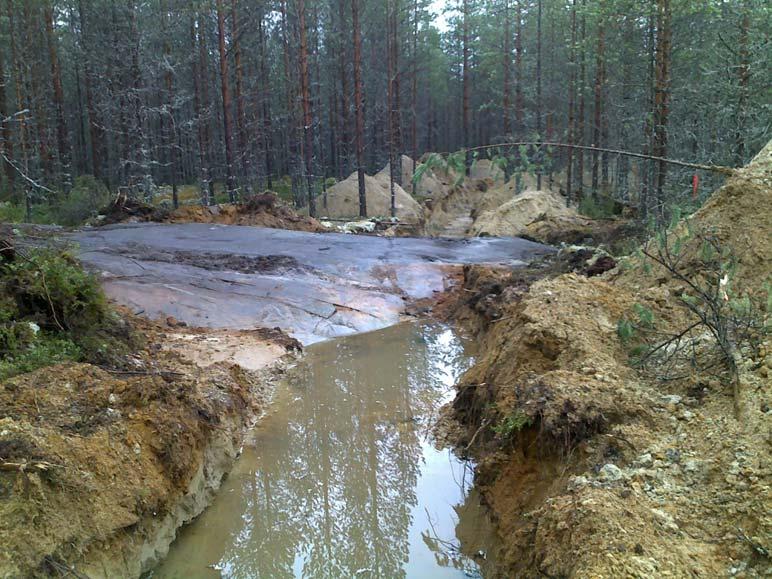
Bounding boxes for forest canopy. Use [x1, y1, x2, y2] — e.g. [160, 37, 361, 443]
[0, 0, 769, 220]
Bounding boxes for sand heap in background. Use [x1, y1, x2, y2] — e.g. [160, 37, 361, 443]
[319, 171, 423, 222]
[471, 188, 576, 237]
[376, 154, 446, 198]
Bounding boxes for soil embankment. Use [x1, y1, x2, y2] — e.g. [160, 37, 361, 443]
[0, 314, 298, 577]
[445, 143, 771, 576]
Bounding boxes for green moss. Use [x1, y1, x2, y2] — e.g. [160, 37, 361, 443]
[0, 247, 138, 379]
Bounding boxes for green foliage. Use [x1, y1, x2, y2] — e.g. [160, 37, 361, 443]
[55, 176, 112, 226]
[617, 318, 635, 342]
[578, 195, 621, 219]
[0, 202, 26, 223]
[633, 303, 655, 328]
[492, 410, 532, 439]
[0, 247, 136, 379]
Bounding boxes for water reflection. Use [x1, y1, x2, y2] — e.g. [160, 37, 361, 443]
[153, 322, 488, 579]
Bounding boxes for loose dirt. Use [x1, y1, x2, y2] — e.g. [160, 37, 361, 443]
[0, 312, 297, 578]
[101, 192, 326, 232]
[445, 142, 772, 577]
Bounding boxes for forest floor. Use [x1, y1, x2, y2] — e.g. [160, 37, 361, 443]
[440, 142, 771, 577]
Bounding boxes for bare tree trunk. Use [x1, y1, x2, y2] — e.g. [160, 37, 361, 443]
[535, 0, 543, 190]
[191, 6, 210, 204]
[0, 22, 14, 193]
[298, 0, 315, 217]
[44, 1, 70, 191]
[337, 0, 351, 177]
[216, 0, 236, 201]
[591, 4, 605, 200]
[653, 0, 671, 215]
[7, 0, 30, 217]
[160, 0, 178, 208]
[230, 0, 251, 192]
[351, 0, 366, 216]
[735, 0, 750, 165]
[77, 0, 103, 181]
[411, 0, 418, 194]
[503, 0, 511, 136]
[257, 9, 273, 188]
[390, 0, 402, 188]
[514, 0, 524, 135]
[566, 0, 577, 203]
[576, 0, 586, 198]
[462, 0, 471, 174]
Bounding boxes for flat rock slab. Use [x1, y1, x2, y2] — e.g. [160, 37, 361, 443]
[72, 223, 551, 344]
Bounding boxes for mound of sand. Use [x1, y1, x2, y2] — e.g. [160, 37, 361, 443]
[376, 155, 446, 198]
[471, 188, 576, 237]
[320, 171, 423, 221]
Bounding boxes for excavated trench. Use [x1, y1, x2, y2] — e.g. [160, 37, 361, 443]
[69, 223, 551, 578]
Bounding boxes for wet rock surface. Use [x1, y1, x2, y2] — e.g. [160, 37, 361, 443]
[72, 223, 551, 344]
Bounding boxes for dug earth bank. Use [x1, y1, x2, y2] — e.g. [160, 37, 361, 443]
[1, 227, 551, 577]
[441, 143, 771, 577]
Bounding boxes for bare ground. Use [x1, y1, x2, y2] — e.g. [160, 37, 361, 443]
[444, 144, 772, 577]
[0, 312, 298, 578]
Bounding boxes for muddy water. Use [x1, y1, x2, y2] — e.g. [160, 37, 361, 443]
[151, 322, 497, 578]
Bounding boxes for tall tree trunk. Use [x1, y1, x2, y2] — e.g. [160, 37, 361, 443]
[514, 0, 524, 135]
[257, 9, 273, 188]
[25, 3, 51, 184]
[653, 0, 671, 215]
[230, 0, 251, 191]
[77, 0, 103, 181]
[7, 0, 30, 217]
[387, 0, 397, 216]
[390, 0, 402, 188]
[566, 0, 577, 203]
[462, 0, 471, 174]
[160, 0, 178, 208]
[191, 6, 210, 204]
[735, 0, 750, 165]
[591, 3, 605, 199]
[216, 0, 236, 200]
[298, 0, 315, 217]
[536, 0, 543, 189]
[337, 0, 351, 177]
[576, 0, 586, 198]
[351, 0, 366, 216]
[411, 0, 418, 193]
[503, 0, 511, 136]
[44, 1, 70, 191]
[0, 21, 14, 193]
[641, 8, 655, 217]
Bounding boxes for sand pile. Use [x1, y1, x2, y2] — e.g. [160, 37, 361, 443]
[376, 154, 446, 198]
[471, 188, 577, 237]
[320, 171, 423, 221]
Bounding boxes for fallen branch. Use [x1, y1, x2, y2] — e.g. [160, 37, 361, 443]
[0, 460, 61, 473]
[450, 142, 736, 175]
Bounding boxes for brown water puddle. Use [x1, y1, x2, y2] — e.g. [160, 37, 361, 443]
[149, 321, 498, 578]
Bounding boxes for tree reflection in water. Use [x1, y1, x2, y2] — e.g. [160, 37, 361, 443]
[154, 322, 484, 579]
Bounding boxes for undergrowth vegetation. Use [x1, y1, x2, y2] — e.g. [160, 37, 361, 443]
[0, 245, 137, 379]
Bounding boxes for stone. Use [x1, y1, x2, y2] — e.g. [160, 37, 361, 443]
[636, 453, 654, 467]
[599, 464, 624, 482]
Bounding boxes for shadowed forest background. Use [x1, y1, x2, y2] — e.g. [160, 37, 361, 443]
[0, 0, 769, 222]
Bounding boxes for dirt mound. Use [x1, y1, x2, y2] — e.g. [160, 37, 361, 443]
[471, 188, 576, 237]
[448, 142, 772, 577]
[100, 192, 325, 232]
[320, 171, 423, 221]
[0, 315, 294, 577]
[164, 193, 326, 232]
[376, 154, 446, 198]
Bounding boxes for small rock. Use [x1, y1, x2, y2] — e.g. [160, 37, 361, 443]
[636, 453, 654, 467]
[133, 443, 142, 455]
[599, 463, 624, 482]
[661, 394, 682, 405]
[108, 393, 118, 405]
[568, 475, 590, 490]
[679, 410, 695, 421]
[665, 448, 681, 463]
